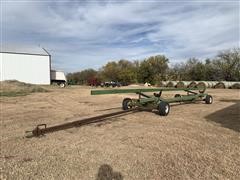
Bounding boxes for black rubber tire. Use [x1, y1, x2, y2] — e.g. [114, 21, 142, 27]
[205, 95, 213, 104]
[59, 83, 66, 88]
[174, 94, 181, 98]
[158, 101, 170, 116]
[122, 98, 133, 110]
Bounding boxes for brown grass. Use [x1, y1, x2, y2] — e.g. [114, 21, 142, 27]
[1, 86, 239, 179]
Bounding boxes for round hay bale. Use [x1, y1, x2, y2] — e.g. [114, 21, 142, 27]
[231, 82, 240, 89]
[222, 81, 239, 89]
[176, 81, 191, 88]
[197, 81, 208, 89]
[157, 81, 168, 87]
[223, 82, 233, 89]
[166, 81, 177, 87]
[207, 81, 218, 88]
[188, 81, 197, 88]
[176, 81, 184, 88]
[214, 82, 226, 88]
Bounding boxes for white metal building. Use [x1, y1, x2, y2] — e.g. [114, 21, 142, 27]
[0, 45, 51, 85]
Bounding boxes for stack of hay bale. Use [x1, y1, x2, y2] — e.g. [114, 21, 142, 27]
[157, 81, 240, 89]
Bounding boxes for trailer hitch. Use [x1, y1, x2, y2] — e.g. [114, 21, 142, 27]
[25, 124, 47, 137]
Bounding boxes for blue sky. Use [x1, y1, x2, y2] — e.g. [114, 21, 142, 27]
[1, 0, 239, 72]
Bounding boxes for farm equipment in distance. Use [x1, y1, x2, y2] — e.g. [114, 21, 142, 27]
[91, 87, 213, 116]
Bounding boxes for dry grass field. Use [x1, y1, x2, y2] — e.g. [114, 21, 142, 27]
[0, 85, 240, 179]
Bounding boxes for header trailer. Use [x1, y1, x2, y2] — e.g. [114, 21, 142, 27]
[91, 87, 213, 116]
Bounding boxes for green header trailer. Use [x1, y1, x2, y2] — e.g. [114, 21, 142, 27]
[26, 87, 213, 137]
[91, 87, 213, 116]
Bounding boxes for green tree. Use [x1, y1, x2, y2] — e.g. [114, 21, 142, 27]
[138, 55, 169, 84]
[66, 69, 98, 85]
[204, 58, 218, 81]
[213, 48, 240, 81]
[100, 61, 120, 81]
[168, 62, 186, 81]
[100, 60, 138, 83]
[176, 58, 206, 81]
[67, 48, 239, 85]
[190, 61, 206, 81]
[118, 60, 138, 83]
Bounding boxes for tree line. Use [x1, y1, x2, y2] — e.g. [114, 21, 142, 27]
[67, 48, 240, 85]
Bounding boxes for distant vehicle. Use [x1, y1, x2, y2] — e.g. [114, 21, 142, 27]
[101, 81, 121, 87]
[88, 77, 101, 87]
[50, 70, 67, 87]
[120, 82, 129, 86]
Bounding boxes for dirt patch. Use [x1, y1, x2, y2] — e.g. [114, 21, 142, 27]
[1, 86, 240, 179]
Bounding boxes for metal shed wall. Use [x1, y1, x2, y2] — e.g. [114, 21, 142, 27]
[0, 52, 51, 85]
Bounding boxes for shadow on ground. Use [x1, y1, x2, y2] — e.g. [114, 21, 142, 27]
[96, 164, 123, 180]
[205, 100, 240, 132]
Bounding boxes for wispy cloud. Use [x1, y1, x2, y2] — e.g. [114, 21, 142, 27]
[1, 0, 239, 72]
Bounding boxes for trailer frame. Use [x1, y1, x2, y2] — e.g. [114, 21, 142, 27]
[91, 87, 213, 116]
[26, 87, 213, 137]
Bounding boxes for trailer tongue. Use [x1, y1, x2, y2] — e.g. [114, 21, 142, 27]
[26, 108, 138, 137]
[26, 87, 212, 137]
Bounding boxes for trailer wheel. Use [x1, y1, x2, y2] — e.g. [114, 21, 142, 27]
[122, 98, 133, 110]
[158, 101, 170, 116]
[174, 94, 181, 98]
[205, 95, 213, 104]
[59, 83, 66, 88]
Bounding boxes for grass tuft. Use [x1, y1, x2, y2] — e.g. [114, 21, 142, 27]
[0, 80, 49, 97]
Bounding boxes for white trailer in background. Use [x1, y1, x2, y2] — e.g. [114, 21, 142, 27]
[51, 70, 67, 87]
[0, 45, 66, 87]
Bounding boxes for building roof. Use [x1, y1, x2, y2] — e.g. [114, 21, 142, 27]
[0, 44, 50, 56]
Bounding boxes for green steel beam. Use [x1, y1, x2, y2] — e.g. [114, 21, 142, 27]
[91, 87, 205, 95]
[139, 97, 157, 104]
[163, 95, 197, 103]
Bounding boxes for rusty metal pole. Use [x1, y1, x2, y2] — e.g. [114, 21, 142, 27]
[25, 108, 139, 137]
